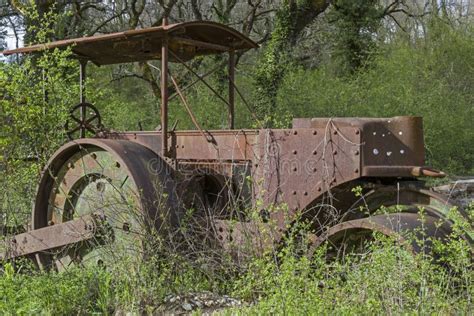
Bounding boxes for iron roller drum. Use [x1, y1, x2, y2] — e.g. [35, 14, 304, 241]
[32, 139, 178, 270]
[310, 185, 469, 260]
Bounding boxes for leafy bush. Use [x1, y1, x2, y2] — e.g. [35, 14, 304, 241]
[1, 206, 471, 314]
[0, 254, 220, 314]
[0, 263, 112, 314]
[1, 23, 77, 226]
[231, 207, 473, 315]
[275, 24, 474, 175]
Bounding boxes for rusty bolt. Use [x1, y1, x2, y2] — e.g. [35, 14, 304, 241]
[312, 167, 317, 172]
[292, 191, 297, 195]
[313, 130, 317, 135]
[318, 187, 322, 192]
[48, 220, 54, 226]
[293, 130, 298, 135]
[293, 167, 297, 172]
[181, 145, 184, 148]
[333, 150, 338, 155]
[96, 182, 105, 192]
[333, 130, 338, 135]
[123, 222, 130, 232]
[355, 150, 360, 156]
[355, 130, 360, 135]
[313, 150, 317, 155]
[91, 153, 97, 160]
[254, 163, 259, 168]
[115, 161, 121, 168]
[293, 150, 297, 155]
[304, 191, 308, 196]
[355, 168, 359, 174]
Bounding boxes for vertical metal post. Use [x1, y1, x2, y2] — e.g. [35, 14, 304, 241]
[79, 60, 88, 138]
[161, 17, 169, 157]
[228, 50, 235, 129]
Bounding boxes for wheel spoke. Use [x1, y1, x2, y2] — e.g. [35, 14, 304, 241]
[70, 114, 83, 125]
[68, 125, 82, 134]
[85, 125, 97, 134]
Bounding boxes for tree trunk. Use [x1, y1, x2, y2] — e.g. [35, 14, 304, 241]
[254, 0, 329, 126]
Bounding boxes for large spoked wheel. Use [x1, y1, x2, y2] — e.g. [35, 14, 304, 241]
[33, 139, 177, 270]
[311, 184, 461, 261]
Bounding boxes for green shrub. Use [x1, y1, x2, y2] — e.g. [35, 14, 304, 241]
[275, 25, 474, 175]
[0, 264, 112, 315]
[230, 209, 473, 315]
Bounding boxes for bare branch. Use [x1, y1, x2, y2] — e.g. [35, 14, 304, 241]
[87, 7, 128, 36]
[190, 0, 203, 20]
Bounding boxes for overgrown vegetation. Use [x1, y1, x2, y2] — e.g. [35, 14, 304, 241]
[1, 205, 472, 314]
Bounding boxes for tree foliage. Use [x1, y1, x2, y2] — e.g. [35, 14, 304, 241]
[0, 1, 472, 314]
[1, 9, 77, 225]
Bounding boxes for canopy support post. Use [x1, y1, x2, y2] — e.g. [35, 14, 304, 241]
[79, 60, 88, 138]
[161, 17, 169, 157]
[228, 50, 235, 129]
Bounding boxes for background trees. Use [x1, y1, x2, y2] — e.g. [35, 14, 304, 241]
[0, 2, 472, 313]
[0, 1, 472, 219]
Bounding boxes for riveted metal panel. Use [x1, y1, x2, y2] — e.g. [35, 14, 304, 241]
[253, 124, 361, 224]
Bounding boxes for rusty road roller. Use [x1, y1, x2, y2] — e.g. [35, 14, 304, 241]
[1, 20, 470, 270]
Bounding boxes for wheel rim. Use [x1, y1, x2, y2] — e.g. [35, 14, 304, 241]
[342, 185, 456, 222]
[309, 185, 459, 261]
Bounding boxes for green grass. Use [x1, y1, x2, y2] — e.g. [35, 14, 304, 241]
[1, 207, 472, 315]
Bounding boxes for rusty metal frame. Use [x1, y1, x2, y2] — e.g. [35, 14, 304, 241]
[228, 50, 235, 129]
[169, 50, 236, 128]
[1, 214, 98, 260]
[79, 60, 87, 138]
[161, 18, 169, 157]
[160, 44, 238, 156]
[2, 21, 258, 64]
[169, 73, 213, 144]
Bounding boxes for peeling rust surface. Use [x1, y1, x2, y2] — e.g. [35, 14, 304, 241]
[313, 213, 453, 254]
[1, 215, 97, 260]
[1, 21, 258, 65]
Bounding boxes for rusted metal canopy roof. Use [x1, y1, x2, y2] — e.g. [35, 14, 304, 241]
[1, 21, 258, 65]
